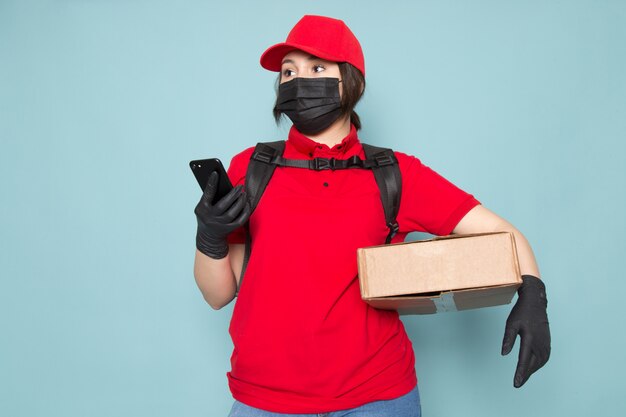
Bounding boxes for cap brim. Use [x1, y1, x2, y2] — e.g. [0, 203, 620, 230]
[260, 42, 343, 72]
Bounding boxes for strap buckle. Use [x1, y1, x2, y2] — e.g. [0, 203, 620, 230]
[346, 155, 363, 168]
[385, 222, 400, 244]
[388, 222, 399, 235]
[252, 149, 275, 164]
[312, 157, 336, 170]
[375, 154, 395, 167]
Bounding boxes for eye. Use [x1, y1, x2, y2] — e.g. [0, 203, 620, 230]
[313, 64, 325, 73]
[282, 68, 296, 77]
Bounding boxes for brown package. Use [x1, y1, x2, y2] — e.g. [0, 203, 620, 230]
[357, 231, 522, 315]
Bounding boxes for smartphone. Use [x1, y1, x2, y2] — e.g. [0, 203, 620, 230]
[189, 158, 234, 203]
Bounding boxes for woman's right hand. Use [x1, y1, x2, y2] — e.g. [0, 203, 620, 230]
[194, 171, 251, 259]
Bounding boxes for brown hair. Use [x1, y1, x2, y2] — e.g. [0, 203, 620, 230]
[272, 62, 366, 130]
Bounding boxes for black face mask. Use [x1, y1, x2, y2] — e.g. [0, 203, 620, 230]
[275, 77, 342, 135]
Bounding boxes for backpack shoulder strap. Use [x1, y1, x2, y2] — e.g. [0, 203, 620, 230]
[362, 143, 402, 244]
[245, 141, 286, 209]
[238, 140, 286, 294]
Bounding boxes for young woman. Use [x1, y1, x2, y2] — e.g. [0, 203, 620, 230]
[193, 15, 550, 417]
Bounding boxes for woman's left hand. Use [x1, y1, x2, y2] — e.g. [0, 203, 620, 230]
[501, 275, 551, 388]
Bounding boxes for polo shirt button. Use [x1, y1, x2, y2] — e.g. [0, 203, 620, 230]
[308, 152, 313, 157]
[323, 182, 329, 187]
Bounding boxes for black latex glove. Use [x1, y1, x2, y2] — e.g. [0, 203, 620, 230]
[501, 274, 551, 388]
[194, 171, 251, 259]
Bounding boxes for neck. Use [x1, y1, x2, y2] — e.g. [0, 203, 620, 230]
[302, 116, 351, 147]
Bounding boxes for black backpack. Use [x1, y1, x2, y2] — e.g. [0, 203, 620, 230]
[237, 140, 402, 289]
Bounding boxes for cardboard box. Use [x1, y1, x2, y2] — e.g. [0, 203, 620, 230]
[357, 231, 522, 315]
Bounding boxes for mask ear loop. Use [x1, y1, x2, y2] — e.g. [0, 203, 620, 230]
[337, 79, 343, 102]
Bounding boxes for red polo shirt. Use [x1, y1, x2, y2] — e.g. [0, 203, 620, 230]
[224, 124, 480, 413]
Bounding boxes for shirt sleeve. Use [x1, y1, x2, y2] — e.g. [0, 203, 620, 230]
[395, 151, 481, 236]
[225, 146, 255, 245]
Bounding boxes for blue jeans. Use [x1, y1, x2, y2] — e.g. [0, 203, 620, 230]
[227, 385, 421, 417]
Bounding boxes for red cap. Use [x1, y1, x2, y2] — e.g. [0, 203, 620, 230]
[260, 15, 365, 77]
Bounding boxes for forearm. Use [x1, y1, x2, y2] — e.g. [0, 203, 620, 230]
[451, 205, 541, 278]
[193, 249, 237, 310]
[497, 224, 541, 278]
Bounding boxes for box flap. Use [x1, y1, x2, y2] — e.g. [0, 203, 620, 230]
[364, 283, 521, 315]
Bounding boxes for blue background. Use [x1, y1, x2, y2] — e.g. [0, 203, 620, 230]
[1, 1, 625, 416]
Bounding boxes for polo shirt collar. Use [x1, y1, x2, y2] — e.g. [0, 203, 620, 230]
[288, 124, 360, 156]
